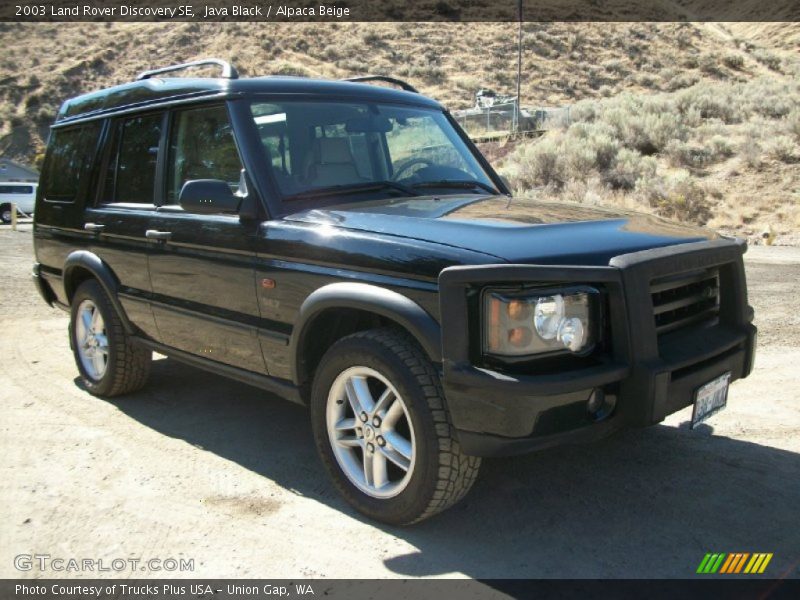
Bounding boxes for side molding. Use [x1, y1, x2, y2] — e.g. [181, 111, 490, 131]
[290, 282, 442, 385]
[63, 250, 134, 334]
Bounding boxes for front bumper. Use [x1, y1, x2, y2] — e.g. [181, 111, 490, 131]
[439, 239, 756, 457]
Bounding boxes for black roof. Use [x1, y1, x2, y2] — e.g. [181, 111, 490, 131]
[55, 76, 441, 125]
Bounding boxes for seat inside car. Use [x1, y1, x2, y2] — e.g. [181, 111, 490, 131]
[303, 137, 362, 187]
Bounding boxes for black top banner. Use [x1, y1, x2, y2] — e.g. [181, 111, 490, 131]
[2, 0, 799, 22]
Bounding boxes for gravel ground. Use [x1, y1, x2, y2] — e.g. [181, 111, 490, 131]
[1, 222, 798, 579]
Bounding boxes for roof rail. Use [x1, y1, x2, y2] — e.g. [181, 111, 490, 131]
[341, 75, 419, 94]
[136, 59, 239, 81]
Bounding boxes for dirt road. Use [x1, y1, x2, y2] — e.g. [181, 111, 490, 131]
[1, 223, 798, 579]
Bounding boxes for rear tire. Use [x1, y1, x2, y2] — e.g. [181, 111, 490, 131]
[1, 204, 11, 224]
[310, 327, 480, 525]
[69, 279, 151, 397]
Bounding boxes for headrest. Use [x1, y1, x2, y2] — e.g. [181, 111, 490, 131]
[315, 137, 354, 164]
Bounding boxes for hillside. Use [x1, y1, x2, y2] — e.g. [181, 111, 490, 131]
[1, 21, 796, 161]
[0, 21, 798, 240]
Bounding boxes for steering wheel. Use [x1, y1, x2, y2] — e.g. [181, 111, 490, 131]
[392, 158, 434, 181]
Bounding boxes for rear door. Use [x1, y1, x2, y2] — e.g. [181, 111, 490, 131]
[146, 103, 266, 373]
[82, 112, 165, 341]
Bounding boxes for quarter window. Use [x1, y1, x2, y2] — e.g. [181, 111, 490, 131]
[40, 122, 101, 202]
[166, 105, 242, 205]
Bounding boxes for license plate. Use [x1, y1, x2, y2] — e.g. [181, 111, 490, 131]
[691, 372, 731, 429]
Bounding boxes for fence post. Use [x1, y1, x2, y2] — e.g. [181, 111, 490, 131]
[11, 203, 17, 231]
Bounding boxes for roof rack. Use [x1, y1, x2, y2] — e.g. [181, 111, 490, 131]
[341, 75, 418, 94]
[136, 59, 239, 81]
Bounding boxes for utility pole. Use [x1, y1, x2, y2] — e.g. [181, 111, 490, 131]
[515, 0, 523, 134]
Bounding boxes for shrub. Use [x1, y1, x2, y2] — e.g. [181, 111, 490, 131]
[273, 61, 311, 77]
[569, 101, 598, 123]
[682, 55, 699, 69]
[361, 32, 382, 46]
[698, 53, 724, 76]
[561, 138, 597, 181]
[767, 136, 799, 163]
[676, 85, 741, 123]
[510, 137, 564, 189]
[606, 148, 656, 190]
[666, 140, 712, 168]
[636, 173, 712, 224]
[667, 72, 699, 92]
[753, 49, 782, 71]
[787, 109, 800, 141]
[642, 112, 686, 152]
[723, 54, 745, 70]
[708, 135, 735, 160]
[739, 135, 762, 169]
[603, 59, 626, 75]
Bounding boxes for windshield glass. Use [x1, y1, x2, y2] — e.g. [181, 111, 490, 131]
[248, 101, 495, 205]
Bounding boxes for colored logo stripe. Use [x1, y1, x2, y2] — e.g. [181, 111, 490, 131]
[720, 553, 749, 573]
[745, 553, 774, 574]
[697, 553, 726, 573]
[697, 553, 773, 574]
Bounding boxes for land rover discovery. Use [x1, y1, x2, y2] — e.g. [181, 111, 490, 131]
[32, 60, 756, 524]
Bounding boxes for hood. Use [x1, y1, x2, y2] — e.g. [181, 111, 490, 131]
[284, 195, 717, 266]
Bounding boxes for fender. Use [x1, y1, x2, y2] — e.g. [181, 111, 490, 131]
[63, 250, 134, 334]
[290, 282, 442, 385]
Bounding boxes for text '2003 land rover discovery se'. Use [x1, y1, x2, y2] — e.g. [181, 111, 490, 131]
[32, 60, 756, 524]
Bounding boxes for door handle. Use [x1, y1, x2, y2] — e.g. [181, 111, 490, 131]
[145, 229, 172, 241]
[84, 223, 105, 232]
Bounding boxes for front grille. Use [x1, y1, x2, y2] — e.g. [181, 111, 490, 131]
[651, 268, 719, 335]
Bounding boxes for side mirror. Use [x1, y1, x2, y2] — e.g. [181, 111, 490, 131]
[179, 179, 241, 215]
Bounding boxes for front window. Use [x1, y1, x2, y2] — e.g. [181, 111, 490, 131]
[166, 105, 243, 204]
[249, 101, 495, 207]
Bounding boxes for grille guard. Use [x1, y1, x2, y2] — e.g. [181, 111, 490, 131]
[438, 238, 756, 432]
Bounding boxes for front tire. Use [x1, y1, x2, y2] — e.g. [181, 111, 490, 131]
[1, 204, 11, 224]
[69, 279, 151, 397]
[310, 328, 480, 525]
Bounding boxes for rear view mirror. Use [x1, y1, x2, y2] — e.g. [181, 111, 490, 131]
[345, 116, 393, 133]
[179, 180, 241, 215]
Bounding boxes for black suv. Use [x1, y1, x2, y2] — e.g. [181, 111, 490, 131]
[32, 59, 756, 524]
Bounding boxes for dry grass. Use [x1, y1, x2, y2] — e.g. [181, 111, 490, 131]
[1, 21, 798, 239]
[501, 74, 800, 238]
[1, 21, 795, 164]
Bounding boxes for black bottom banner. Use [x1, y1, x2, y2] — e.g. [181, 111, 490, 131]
[2, 579, 799, 600]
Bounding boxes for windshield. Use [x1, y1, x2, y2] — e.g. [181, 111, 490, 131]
[248, 101, 496, 206]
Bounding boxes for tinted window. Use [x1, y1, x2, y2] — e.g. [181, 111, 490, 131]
[166, 105, 242, 204]
[104, 114, 162, 204]
[40, 123, 101, 201]
[0, 185, 34, 194]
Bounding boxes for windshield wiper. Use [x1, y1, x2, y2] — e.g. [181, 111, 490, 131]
[283, 180, 419, 202]
[411, 179, 497, 194]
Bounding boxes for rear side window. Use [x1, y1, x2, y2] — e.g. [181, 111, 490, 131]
[40, 123, 102, 202]
[0, 185, 34, 194]
[103, 113, 163, 204]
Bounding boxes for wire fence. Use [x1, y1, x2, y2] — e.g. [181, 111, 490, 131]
[453, 101, 573, 138]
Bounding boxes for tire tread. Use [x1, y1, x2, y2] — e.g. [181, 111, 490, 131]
[345, 328, 480, 524]
[72, 280, 151, 397]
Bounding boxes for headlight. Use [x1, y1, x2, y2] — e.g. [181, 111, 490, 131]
[484, 287, 599, 357]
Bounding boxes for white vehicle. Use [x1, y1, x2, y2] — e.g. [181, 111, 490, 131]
[0, 182, 38, 223]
